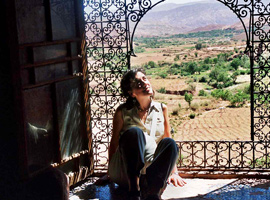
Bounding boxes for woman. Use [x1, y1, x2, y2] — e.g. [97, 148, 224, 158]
[108, 69, 186, 200]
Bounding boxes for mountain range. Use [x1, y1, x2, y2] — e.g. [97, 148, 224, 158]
[134, 1, 246, 37]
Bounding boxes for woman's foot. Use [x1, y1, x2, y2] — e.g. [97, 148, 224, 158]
[140, 175, 165, 200]
[128, 190, 141, 200]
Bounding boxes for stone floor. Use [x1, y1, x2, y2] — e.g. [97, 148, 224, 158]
[70, 178, 270, 200]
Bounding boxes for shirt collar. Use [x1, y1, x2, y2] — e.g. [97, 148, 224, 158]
[149, 101, 160, 113]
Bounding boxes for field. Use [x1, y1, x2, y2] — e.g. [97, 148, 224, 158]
[151, 79, 251, 141]
[173, 107, 251, 141]
[130, 33, 252, 141]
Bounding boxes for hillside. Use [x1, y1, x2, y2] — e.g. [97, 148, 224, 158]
[135, 2, 242, 37]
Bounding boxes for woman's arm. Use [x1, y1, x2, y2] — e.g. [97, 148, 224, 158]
[109, 106, 124, 162]
[162, 104, 172, 138]
[162, 103, 187, 187]
[96, 106, 124, 184]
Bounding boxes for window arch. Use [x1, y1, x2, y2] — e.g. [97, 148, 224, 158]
[84, 0, 270, 172]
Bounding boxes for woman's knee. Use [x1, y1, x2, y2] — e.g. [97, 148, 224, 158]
[119, 127, 146, 149]
[160, 138, 179, 152]
[121, 127, 144, 140]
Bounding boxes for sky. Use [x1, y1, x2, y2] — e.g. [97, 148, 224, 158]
[163, 0, 268, 4]
[163, 0, 208, 4]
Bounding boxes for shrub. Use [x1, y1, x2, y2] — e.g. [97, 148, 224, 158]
[148, 61, 157, 68]
[190, 103, 199, 111]
[199, 89, 208, 96]
[201, 64, 211, 71]
[189, 113, 196, 119]
[204, 57, 212, 64]
[252, 157, 270, 167]
[195, 43, 202, 50]
[211, 89, 232, 100]
[158, 72, 167, 79]
[199, 76, 208, 83]
[231, 58, 241, 70]
[217, 53, 228, 62]
[167, 67, 179, 75]
[171, 63, 181, 68]
[186, 62, 198, 75]
[200, 101, 209, 107]
[186, 79, 194, 84]
[174, 54, 180, 61]
[185, 92, 193, 108]
[232, 71, 239, 83]
[243, 84, 250, 95]
[171, 107, 179, 116]
[224, 81, 234, 88]
[157, 87, 166, 94]
[242, 55, 250, 69]
[181, 71, 191, 76]
[209, 67, 220, 80]
[240, 70, 246, 75]
[187, 84, 196, 92]
[229, 90, 250, 107]
[134, 46, 145, 53]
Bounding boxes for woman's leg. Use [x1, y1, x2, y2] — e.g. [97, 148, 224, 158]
[145, 138, 179, 196]
[119, 127, 146, 192]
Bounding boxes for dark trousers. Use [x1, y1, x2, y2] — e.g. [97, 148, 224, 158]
[119, 127, 179, 189]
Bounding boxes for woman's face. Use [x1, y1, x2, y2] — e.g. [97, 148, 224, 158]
[130, 72, 153, 98]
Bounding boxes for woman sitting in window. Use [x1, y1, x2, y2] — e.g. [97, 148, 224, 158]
[108, 68, 186, 200]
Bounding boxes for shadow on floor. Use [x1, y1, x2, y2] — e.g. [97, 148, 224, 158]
[70, 180, 129, 200]
[201, 179, 270, 200]
[70, 178, 270, 200]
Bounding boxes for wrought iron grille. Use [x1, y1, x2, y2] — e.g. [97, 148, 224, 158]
[84, 0, 270, 173]
[178, 141, 270, 170]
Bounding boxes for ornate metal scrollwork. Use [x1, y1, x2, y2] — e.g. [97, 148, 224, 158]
[252, 0, 270, 141]
[84, 0, 129, 171]
[84, 0, 270, 171]
[178, 141, 270, 170]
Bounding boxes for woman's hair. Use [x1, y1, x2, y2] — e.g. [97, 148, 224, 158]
[120, 68, 145, 109]
[120, 68, 145, 98]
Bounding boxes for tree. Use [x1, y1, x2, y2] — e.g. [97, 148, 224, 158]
[217, 72, 231, 86]
[195, 43, 202, 50]
[230, 90, 249, 107]
[184, 92, 193, 108]
[186, 62, 197, 74]
[231, 58, 241, 70]
[211, 89, 232, 100]
[196, 66, 202, 74]
[209, 67, 220, 81]
[231, 71, 239, 84]
[204, 57, 211, 64]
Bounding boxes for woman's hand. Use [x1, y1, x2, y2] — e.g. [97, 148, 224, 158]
[167, 173, 187, 187]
